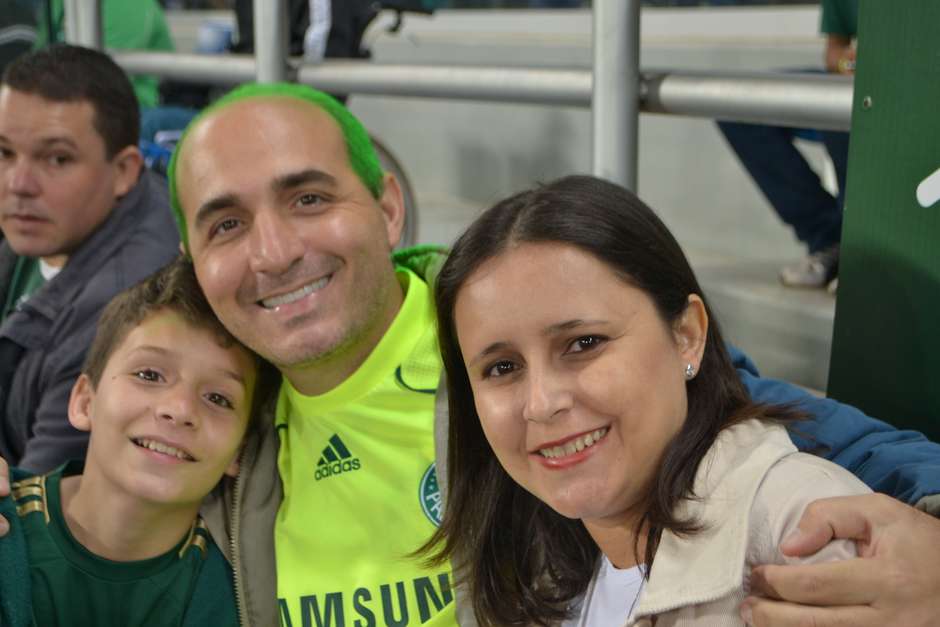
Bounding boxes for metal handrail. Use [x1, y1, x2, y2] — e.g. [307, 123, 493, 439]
[111, 51, 853, 132]
[594, 0, 640, 190]
[642, 70, 853, 131]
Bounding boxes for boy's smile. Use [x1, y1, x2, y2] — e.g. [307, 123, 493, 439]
[130, 436, 196, 462]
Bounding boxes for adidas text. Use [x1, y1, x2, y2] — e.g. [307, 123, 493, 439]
[315, 434, 362, 481]
[315, 458, 361, 481]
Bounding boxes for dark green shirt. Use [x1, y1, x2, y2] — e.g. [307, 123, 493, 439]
[1, 258, 43, 322]
[821, 0, 858, 37]
[13, 462, 234, 627]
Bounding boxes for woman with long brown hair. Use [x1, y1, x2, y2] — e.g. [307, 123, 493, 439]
[424, 175, 869, 626]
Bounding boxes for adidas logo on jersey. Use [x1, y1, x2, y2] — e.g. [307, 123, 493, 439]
[315, 434, 361, 481]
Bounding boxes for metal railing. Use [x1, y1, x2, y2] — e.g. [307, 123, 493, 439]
[593, 0, 640, 191]
[63, 0, 102, 48]
[69, 0, 854, 192]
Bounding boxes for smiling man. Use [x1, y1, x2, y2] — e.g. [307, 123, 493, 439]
[0, 45, 178, 472]
[171, 83, 459, 627]
[157, 82, 940, 627]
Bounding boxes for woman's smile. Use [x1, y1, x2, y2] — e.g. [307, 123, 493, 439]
[531, 426, 610, 468]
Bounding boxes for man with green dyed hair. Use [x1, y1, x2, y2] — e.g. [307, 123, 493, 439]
[168, 81, 462, 626]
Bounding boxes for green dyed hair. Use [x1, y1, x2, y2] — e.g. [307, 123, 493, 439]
[167, 82, 385, 252]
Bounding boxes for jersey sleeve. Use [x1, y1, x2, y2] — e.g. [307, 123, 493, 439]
[0, 470, 36, 627]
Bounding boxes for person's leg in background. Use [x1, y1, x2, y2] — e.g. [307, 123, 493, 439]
[816, 128, 850, 292]
[717, 120, 843, 288]
[820, 129, 850, 214]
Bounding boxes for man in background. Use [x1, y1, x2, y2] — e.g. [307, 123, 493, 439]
[0, 45, 178, 472]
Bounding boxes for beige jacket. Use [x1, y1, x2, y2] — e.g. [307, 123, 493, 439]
[618, 419, 871, 627]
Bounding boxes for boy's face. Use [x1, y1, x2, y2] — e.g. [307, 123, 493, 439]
[69, 309, 257, 508]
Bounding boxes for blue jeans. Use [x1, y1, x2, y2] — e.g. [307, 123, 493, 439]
[717, 121, 849, 254]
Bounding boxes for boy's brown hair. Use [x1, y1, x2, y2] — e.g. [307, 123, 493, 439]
[83, 256, 279, 427]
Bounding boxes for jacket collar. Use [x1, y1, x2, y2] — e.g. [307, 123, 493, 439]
[634, 420, 796, 617]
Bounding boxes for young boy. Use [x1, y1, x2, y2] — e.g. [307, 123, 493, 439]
[0, 257, 277, 627]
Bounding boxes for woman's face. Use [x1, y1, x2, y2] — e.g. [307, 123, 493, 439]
[454, 242, 705, 528]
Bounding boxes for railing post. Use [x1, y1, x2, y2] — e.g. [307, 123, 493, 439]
[63, 0, 103, 49]
[253, 0, 289, 83]
[592, 0, 640, 191]
[62, 0, 80, 44]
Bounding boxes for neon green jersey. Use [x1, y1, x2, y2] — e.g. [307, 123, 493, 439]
[275, 268, 454, 627]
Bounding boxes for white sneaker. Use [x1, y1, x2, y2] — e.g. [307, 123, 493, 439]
[779, 244, 840, 288]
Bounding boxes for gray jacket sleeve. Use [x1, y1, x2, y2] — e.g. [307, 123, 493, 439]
[17, 322, 94, 473]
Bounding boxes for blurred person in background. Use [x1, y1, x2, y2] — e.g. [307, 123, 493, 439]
[0, 0, 38, 77]
[36, 0, 175, 110]
[717, 0, 856, 291]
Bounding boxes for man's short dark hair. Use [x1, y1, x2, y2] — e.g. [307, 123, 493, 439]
[1, 44, 139, 158]
[83, 256, 279, 430]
